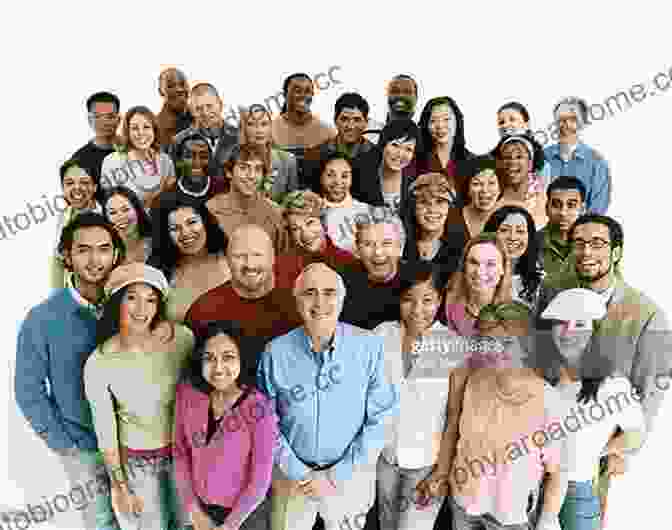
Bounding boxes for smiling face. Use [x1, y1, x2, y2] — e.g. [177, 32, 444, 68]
[572, 222, 615, 285]
[295, 265, 341, 331]
[286, 213, 324, 253]
[429, 104, 456, 146]
[161, 69, 188, 113]
[168, 207, 207, 256]
[497, 109, 528, 134]
[105, 193, 138, 238]
[356, 222, 402, 283]
[67, 226, 116, 288]
[62, 166, 96, 210]
[400, 279, 441, 335]
[464, 242, 504, 295]
[227, 227, 274, 297]
[128, 113, 155, 151]
[287, 77, 314, 114]
[201, 333, 241, 393]
[468, 169, 500, 212]
[496, 212, 529, 260]
[382, 138, 416, 172]
[498, 142, 530, 187]
[320, 158, 353, 203]
[547, 189, 584, 233]
[231, 157, 265, 197]
[187, 141, 210, 177]
[415, 195, 450, 234]
[552, 319, 593, 365]
[336, 107, 367, 144]
[120, 283, 160, 335]
[191, 92, 222, 129]
[245, 110, 272, 146]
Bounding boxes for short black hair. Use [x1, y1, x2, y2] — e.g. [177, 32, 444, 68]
[57, 212, 126, 267]
[377, 118, 421, 152]
[547, 176, 587, 202]
[398, 260, 446, 298]
[497, 101, 530, 123]
[281, 72, 313, 113]
[334, 93, 369, 121]
[59, 158, 94, 184]
[101, 186, 153, 239]
[569, 214, 624, 251]
[86, 92, 120, 113]
[181, 320, 257, 394]
[494, 132, 545, 173]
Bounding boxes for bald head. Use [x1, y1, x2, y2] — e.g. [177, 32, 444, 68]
[227, 224, 275, 299]
[159, 68, 188, 112]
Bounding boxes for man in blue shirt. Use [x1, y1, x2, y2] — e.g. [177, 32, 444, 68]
[258, 262, 399, 530]
[542, 97, 612, 214]
[15, 213, 125, 530]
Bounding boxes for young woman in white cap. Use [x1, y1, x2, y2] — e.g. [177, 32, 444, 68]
[536, 287, 646, 530]
[84, 263, 195, 530]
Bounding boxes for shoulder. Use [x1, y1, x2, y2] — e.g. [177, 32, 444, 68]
[372, 320, 398, 336]
[102, 151, 124, 166]
[598, 375, 633, 398]
[173, 127, 196, 143]
[158, 152, 173, 164]
[579, 143, 607, 162]
[265, 327, 302, 351]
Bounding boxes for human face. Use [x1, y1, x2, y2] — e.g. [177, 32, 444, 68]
[120, 283, 160, 335]
[383, 138, 416, 172]
[231, 158, 265, 197]
[572, 223, 615, 285]
[498, 142, 529, 187]
[336, 107, 367, 144]
[387, 78, 416, 99]
[468, 170, 500, 212]
[67, 226, 116, 287]
[429, 104, 456, 146]
[496, 213, 529, 260]
[168, 207, 207, 256]
[415, 195, 450, 234]
[547, 190, 584, 233]
[227, 229, 274, 296]
[320, 158, 352, 203]
[497, 109, 528, 133]
[287, 77, 314, 114]
[62, 166, 96, 210]
[356, 223, 402, 282]
[245, 110, 272, 145]
[161, 70, 188, 112]
[191, 93, 222, 128]
[400, 279, 441, 334]
[90, 101, 120, 139]
[128, 113, 155, 151]
[464, 243, 504, 294]
[552, 319, 593, 366]
[187, 141, 210, 176]
[286, 213, 324, 253]
[296, 266, 341, 329]
[201, 333, 241, 393]
[557, 109, 579, 141]
[105, 193, 138, 238]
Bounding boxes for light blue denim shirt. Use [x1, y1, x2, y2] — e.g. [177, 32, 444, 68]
[542, 142, 611, 214]
[257, 322, 399, 483]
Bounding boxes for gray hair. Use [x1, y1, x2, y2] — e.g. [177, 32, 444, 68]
[553, 96, 589, 127]
[353, 207, 407, 253]
[293, 262, 348, 316]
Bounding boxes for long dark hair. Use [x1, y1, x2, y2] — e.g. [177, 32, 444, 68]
[147, 192, 227, 279]
[483, 205, 542, 304]
[181, 320, 257, 394]
[101, 186, 153, 239]
[417, 97, 472, 164]
[96, 284, 168, 348]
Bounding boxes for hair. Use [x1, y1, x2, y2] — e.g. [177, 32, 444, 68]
[190, 82, 220, 99]
[388, 74, 418, 96]
[221, 143, 271, 178]
[483, 206, 543, 304]
[86, 92, 120, 113]
[494, 132, 545, 173]
[417, 96, 471, 163]
[398, 260, 446, 299]
[497, 101, 530, 123]
[181, 320, 256, 394]
[377, 118, 421, 156]
[101, 186, 153, 239]
[354, 208, 407, 252]
[173, 131, 213, 178]
[334, 92, 370, 121]
[444, 233, 513, 309]
[281, 73, 313, 113]
[315, 151, 354, 195]
[553, 96, 589, 124]
[569, 214, 624, 260]
[475, 301, 531, 339]
[456, 155, 502, 204]
[59, 158, 94, 185]
[147, 192, 228, 279]
[122, 106, 161, 153]
[546, 176, 587, 202]
[96, 284, 168, 348]
[57, 212, 126, 269]
[239, 104, 273, 146]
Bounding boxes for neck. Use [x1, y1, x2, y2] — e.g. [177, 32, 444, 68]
[130, 147, 153, 160]
[382, 166, 402, 181]
[94, 135, 114, 147]
[466, 289, 494, 312]
[177, 246, 209, 268]
[465, 203, 493, 222]
[369, 263, 398, 285]
[212, 384, 242, 402]
[550, 224, 569, 242]
[586, 272, 615, 292]
[337, 134, 359, 148]
[286, 108, 312, 126]
[119, 328, 154, 349]
[504, 179, 528, 198]
[559, 365, 580, 383]
[418, 226, 442, 242]
[231, 188, 259, 208]
[305, 326, 335, 353]
[435, 141, 452, 163]
[559, 136, 578, 147]
[75, 280, 102, 306]
[73, 200, 96, 213]
[231, 278, 274, 300]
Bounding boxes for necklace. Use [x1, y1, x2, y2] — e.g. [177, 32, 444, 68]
[178, 176, 211, 198]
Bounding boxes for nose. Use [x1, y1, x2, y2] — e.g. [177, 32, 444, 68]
[560, 321, 575, 336]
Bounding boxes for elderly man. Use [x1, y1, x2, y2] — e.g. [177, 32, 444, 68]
[258, 262, 399, 530]
[156, 67, 192, 147]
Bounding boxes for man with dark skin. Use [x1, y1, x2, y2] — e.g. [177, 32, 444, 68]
[386, 74, 418, 124]
[157, 67, 192, 147]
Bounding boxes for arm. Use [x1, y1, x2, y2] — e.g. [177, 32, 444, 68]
[172, 384, 198, 516]
[226, 395, 278, 528]
[327, 338, 400, 485]
[256, 346, 312, 481]
[588, 156, 610, 215]
[15, 314, 76, 451]
[432, 368, 469, 477]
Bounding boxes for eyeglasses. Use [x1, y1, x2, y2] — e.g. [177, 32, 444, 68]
[90, 112, 119, 122]
[571, 238, 610, 251]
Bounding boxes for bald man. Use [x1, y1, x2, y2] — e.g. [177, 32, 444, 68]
[258, 262, 399, 530]
[157, 68, 192, 147]
[185, 224, 302, 365]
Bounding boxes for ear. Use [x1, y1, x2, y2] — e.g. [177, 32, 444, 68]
[62, 252, 73, 272]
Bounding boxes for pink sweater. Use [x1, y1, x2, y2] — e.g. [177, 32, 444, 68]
[173, 383, 277, 528]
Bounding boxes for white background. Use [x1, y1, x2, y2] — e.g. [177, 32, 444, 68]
[1, 2, 670, 529]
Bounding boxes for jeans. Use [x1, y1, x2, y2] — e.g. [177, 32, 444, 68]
[197, 494, 271, 530]
[450, 496, 530, 530]
[376, 455, 442, 530]
[558, 481, 600, 530]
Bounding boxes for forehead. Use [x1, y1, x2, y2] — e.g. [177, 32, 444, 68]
[498, 108, 525, 119]
[360, 222, 399, 241]
[388, 78, 416, 93]
[387, 137, 416, 148]
[324, 158, 351, 172]
[64, 165, 91, 179]
[126, 282, 157, 296]
[299, 267, 339, 290]
[230, 229, 272, 252]
[107, 193, 132, 208]
[192, 93, 220, 105]
[187, 140, 209, 151]
[73, 226, 113, 246]
[247, 109, 271, 121]
[129, 113, 151, 126]
[168, 206, 199, 224]
[468, 242, 501, 262]
[430, 104, 454, 118]
[552, 318, 592, 326]
[162, 69, 186, 84]
[205, 333, 239, 352]
[235, 156, 264, 166]
[403, 279, 437, 296]
[549, 189, 582, 201]
[573, 222, 610, 239]
[501, 213, 527, 226]
[556, 103, 580, 117]
[289, 77, 313, 89]
[501, 142, 528, 155]
[93, 102, 115, 114]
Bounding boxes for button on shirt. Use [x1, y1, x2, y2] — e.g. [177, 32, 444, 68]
[257, 323, 399, 483]
[542, 143, 611, 214]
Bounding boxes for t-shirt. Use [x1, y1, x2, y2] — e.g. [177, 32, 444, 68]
[339, 264, 402, 330]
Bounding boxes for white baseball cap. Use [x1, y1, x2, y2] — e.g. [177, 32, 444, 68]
[541, 288, 607, 321]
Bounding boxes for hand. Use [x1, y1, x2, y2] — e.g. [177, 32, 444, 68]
[111, 484, 144, 516]
[606, 454, 626, 477]
[191, 506, 213, 530]
[297, 474, 337, 498]
[535, 511, 561, 530]
[416, 471, 450, 500]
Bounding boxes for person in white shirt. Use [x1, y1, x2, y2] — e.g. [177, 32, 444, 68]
[536, 288, 646, 530]
[373, 261, 454, 530]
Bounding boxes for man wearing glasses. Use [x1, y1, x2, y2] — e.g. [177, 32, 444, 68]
[71, 92, 122, 190]
[534, 214, 671, 521]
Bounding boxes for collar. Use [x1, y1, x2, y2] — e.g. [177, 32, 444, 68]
[544, 225, 571, 253]
[68, 287, 103, 319]
[550, 142, 587, 161]
[299, 323, 339, 362]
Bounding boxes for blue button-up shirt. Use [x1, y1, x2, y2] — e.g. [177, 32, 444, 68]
[257, 322, 399, 483]
[542, 142, 611, 214]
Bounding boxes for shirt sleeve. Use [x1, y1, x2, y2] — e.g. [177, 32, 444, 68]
[256, 344, 312, 481]
[15, 313, 75, 451]
[602, 377, 645, 433]
[590, 156, 611, 214]
[172, 384, 197, 515]
[328, 337, 400, 484]
[226, 393, 278, 528]
[161, 153, 176, 178]
[100, 153, 117, 189]
[83, 353, 120, 453]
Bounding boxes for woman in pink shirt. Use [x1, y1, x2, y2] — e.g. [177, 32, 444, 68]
[173, 320, 277, 530]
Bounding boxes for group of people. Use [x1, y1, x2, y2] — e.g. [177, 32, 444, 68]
[14, 67, 670, 530]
